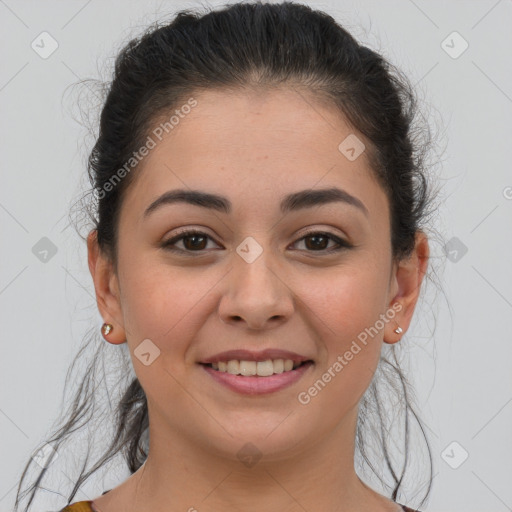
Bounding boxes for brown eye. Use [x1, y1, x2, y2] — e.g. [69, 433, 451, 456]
[292, 231, 351, 253]
[181, 233, 208, 250]
[161, 229, 351, 256]
[304, 233, 330, 250]
[161, 230, 219, 254]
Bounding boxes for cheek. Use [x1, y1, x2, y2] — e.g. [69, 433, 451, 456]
[309, 260, 389, 338]
[118, 252, 216, 360]
[304, 264, 388, 393]
[117, 257, 209, 406]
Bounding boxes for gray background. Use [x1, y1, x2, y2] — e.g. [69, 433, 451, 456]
[1, 0, 511, 511]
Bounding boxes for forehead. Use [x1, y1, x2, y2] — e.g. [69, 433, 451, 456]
[121, 87, 389, 226]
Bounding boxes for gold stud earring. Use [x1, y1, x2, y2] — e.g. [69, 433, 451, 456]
[101, 323, 113, 337]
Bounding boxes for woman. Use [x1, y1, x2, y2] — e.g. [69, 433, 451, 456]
[15, 2, 437, 511]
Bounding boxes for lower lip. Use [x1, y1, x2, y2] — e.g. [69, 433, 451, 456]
[201, 362, 313, 395]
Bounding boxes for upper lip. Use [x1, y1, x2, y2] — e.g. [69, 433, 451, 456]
[200, 349, 312, 364]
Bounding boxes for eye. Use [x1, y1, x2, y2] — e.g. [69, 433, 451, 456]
[291, 231, 352, 253]
[161, 229, 352, 255]
[161, 229, 219, 254]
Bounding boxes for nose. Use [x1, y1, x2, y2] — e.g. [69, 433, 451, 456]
[218, 247, 294, 330]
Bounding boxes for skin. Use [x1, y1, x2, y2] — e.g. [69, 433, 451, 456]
[87, 87, 429, 512]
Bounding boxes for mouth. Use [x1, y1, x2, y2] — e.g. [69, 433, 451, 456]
[198, 349, 314, 394]
[199, 357, 314, 395]
[200, 358, 313, 377]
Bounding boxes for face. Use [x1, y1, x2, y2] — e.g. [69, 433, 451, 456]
[89, 87, 427, 464]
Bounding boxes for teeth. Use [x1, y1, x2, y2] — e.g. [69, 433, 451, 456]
[227, 360, 240, 374]
[209, 358, 304, 376]
[273, 359, 284, 374]
[257, 360, 274, 377]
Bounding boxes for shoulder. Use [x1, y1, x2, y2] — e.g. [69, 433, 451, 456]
[59, 500, 97, 512]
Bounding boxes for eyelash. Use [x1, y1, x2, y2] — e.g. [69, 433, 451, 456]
[160, 229, 352, 255]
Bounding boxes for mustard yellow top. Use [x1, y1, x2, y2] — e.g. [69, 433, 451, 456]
[60, 501, 97, 512]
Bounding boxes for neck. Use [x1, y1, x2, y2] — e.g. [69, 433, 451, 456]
[114, 405, 400, 512]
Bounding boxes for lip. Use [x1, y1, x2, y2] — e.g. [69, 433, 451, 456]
[201, 360, 314, 395]
[200, 349, 311, 364]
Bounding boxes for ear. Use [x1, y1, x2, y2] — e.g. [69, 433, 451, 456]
[384, 230, 429, 344]
[87, 229, 126, 344]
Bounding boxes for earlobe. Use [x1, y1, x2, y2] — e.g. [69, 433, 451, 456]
[87, 230, 127, 345]
[383, 231, 429, 345]
[383, 302, 406, 345]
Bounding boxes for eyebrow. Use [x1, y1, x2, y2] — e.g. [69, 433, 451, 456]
[143, 186, 369, 218]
